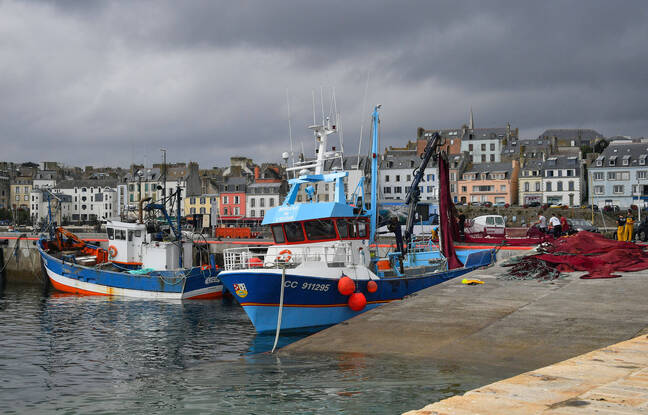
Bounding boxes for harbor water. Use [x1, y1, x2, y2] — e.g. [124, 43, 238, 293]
[0, 280, 498, 414]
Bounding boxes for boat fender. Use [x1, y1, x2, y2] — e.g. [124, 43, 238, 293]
[367, 280, 378, 293]
[277, 249, 292, 263]
[108, 245, 118, 258]
[338, 276, 355, 296]
[462, 278, 484, 285]
[348, 292, 367, 311]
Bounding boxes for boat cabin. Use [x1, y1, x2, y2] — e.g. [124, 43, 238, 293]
[106, 220, 193, 270]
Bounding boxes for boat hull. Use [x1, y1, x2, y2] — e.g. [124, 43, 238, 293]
[219, 251, 492, 333]
[38, 242, 223, 300]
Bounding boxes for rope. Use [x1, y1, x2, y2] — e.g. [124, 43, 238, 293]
[0, 234, 25, 274]
[271, 266, 286, 353]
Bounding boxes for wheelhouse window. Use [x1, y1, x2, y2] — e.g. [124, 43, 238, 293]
[357, 220, 368, 238]
[107, 228, 114, 240]
[271, 225, 286, 244]
[284, 222, 305, 242]
[304, 219, 337, 241]
[115, 229, 126, 240]
[336, 220, 349, 238]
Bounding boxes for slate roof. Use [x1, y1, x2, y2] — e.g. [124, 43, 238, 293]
[593, 142, 648, 169]
[542, 156, 581, 173]
[464, 161, 512, 174]
[56, 179, 118, 189]
[539, 129, 603, 141]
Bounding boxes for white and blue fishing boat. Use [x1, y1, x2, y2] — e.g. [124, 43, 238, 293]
[218, 106, 496, 332]
[37, 189, 223, 299]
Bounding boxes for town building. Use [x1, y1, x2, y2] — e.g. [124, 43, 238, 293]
[32, 170, 57, 189]
[539, 129, 604, 148]
[518, 159, 544, 205]
[246, 164, 286, 219]
[589, 142, 648, 209]
[457, 160, 520, 205]
[541, 156, 583, 206]
[379, 149, 438, 202]
[0, 174, 9, 210]
[219, 176, 247, 220]
[10, 176, 33, 212]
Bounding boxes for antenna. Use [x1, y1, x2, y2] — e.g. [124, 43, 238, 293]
[358, 70, 370, 166]
[320, 86, 325, 125]
[311, 90, 316, 126]
[286, 89, 295, 175]
[333, 88, 344, 155]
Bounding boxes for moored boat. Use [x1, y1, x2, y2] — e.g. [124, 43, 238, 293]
[218, 106, 496, 332]
[38, 189, 223, 299]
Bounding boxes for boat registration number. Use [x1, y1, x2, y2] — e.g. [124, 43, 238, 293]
[284, 280, 330, 292]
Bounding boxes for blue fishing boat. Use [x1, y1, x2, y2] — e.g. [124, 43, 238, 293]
[218, 106, 496, 332]
[37, 189, 223, 299]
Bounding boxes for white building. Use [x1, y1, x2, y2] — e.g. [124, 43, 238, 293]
[541, 156, 584, 207]
[31, 180, 118, 224]
[379, 150, 438, 202]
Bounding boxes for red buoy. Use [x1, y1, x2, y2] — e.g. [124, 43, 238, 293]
[367, 280, 378, 293]
[338, 276, 355, 296]
[348, 292, 367, 311]
[248, 257, 263, 268]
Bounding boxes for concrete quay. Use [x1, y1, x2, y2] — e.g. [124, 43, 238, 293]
[405, 334, 648, 414]
[282, 253, 648, 412]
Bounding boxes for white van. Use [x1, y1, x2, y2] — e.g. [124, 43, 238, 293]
[464, 215, 505, 237]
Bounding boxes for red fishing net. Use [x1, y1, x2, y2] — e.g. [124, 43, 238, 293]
[509, 231, 648, 279]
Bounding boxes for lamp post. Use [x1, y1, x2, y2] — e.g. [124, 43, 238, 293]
[160, 148, 167, 207]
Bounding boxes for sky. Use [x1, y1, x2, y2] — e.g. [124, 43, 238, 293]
[1, 0, 648, 169]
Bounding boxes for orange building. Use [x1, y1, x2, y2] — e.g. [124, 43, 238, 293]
[457, 160, 520, 205]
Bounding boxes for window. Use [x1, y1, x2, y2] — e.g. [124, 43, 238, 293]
[481, 144, 486, 151]
[450, 173, 456, 181]
[271, 225, 285, 243]
[190, 197, 196, 204]
[385, 175, 390, 182]
[234, 196, 240, 204]
[190, 207, 196, 214]
[406, 175, 411, 182]
[251, 209, 255, 217]
[461, 186, 467, 192]
[639, 171, 648, 179]
[269, 198, 275, 207]
[490, 154, 495, 162]
[546, 182, 552, 191]
[593, 172, 604, 180]
[24, 186, 29, 193]
[357, 220, 368, 238]
[251, 198, 255, 207]
[24, 195, 28, 201]
[234, 207, 239, 215]
[128, 231, 133, 242]
[568, 181, 574, 191]
[336, 219, 349, 238]
[260, 198, 265, 207]
[115, 229, 125, 240]
[394, 186, 402, 193]
[481, 155, 486, 162]
[486, 217, 495, 225]
[557, 182, 563, 191]
[500, 185, 506, 192]
[223, 196, 228, 204]
[395, 175, 400, 182]
[383, 187, 391, 194]
[200, 197, 205, 204]
[107, 228, 114, 240]
[535, 182, 541, 192]
[284, 222, 305, 242]
[613, 185, 624, 194]
[490, 143, 495, 151]
[469, 144, 473, 151]
[524, 182, 529, 192]
[304, 219, 337, 240]
[223, 207, 228, 215]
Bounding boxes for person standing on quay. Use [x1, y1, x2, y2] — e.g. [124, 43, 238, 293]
[549, 213, 561, 238]
[617, 214, 626, 241]
[624, 209, 635, 241]
[560, 214, 568, 235]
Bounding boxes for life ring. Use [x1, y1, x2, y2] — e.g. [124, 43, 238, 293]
[108, 245, 118, 258]
[277, 249, 292, 263]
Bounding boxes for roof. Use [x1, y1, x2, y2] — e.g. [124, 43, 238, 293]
[521, 159, 545, 172]
[56, 179, 118, 189]
[380, 151, 435, 169]
[465, 127, 508, 140]
[539, 129, 603, 140]
[261, 201, 357, 225]
[593, 142, 648, 168]
[542, 156, 581, 172]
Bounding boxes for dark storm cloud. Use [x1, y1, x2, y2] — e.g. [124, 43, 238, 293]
[2, 1, 648, 168]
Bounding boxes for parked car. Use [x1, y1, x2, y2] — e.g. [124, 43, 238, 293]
[527, 202, 541, 208]
[566, 218, 599, 234]
[494, 202, 506, 207]
[634, 218, 648, 242]
[482, 201, 493, 208]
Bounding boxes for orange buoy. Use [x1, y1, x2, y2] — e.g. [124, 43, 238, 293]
[337, 276, 355, 296]
[348, 292, 367, 311]
[367, 280, 378, 293]
[249, 257, 263, 268]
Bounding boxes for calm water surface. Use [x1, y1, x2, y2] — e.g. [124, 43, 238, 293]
[0, 281, 494, 414]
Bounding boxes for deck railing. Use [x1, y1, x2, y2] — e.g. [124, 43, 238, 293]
[223, 242, 362, 271]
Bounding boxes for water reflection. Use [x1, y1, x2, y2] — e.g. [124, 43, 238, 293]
[0, 283, 496, 414]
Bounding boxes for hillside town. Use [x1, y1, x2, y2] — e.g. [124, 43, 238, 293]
[1, 113, 645, 231]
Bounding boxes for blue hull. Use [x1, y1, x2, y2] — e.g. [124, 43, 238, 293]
[219, 249, 495, 332]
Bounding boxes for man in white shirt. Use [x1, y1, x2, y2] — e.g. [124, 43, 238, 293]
[535, 213, 547, 233]
[549, 213, 561, 238]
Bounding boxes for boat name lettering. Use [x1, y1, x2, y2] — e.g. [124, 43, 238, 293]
[204, 276, 220, 284]
[301, 282, 330, 292]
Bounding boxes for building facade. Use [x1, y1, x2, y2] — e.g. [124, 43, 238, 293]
[457, 160, 520, 205]
[542, 156, 583, 206]
[518, 159, 544, 205]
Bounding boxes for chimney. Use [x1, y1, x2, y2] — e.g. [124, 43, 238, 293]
[254, 166, 260, 180]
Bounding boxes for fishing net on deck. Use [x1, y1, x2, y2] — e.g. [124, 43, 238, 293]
[502, 231, 648, 280]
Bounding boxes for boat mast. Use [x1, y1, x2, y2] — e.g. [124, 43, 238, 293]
[369, 105, 381, 243]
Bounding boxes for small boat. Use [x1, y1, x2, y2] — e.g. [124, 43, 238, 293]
[217, 106, 496, 333]
[37, 190, 223, 299]
[463, 215, 553, 246]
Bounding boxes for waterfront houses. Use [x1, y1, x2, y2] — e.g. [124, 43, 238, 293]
[518, 159, 544, 205]
[0, 174, 9, 210]
[589, 142, 648, 209]
[380, 148, 438, 202]
[541, 156, 583, 206]
[457, 160, 520, 205]
[10, 176, 32, 212]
